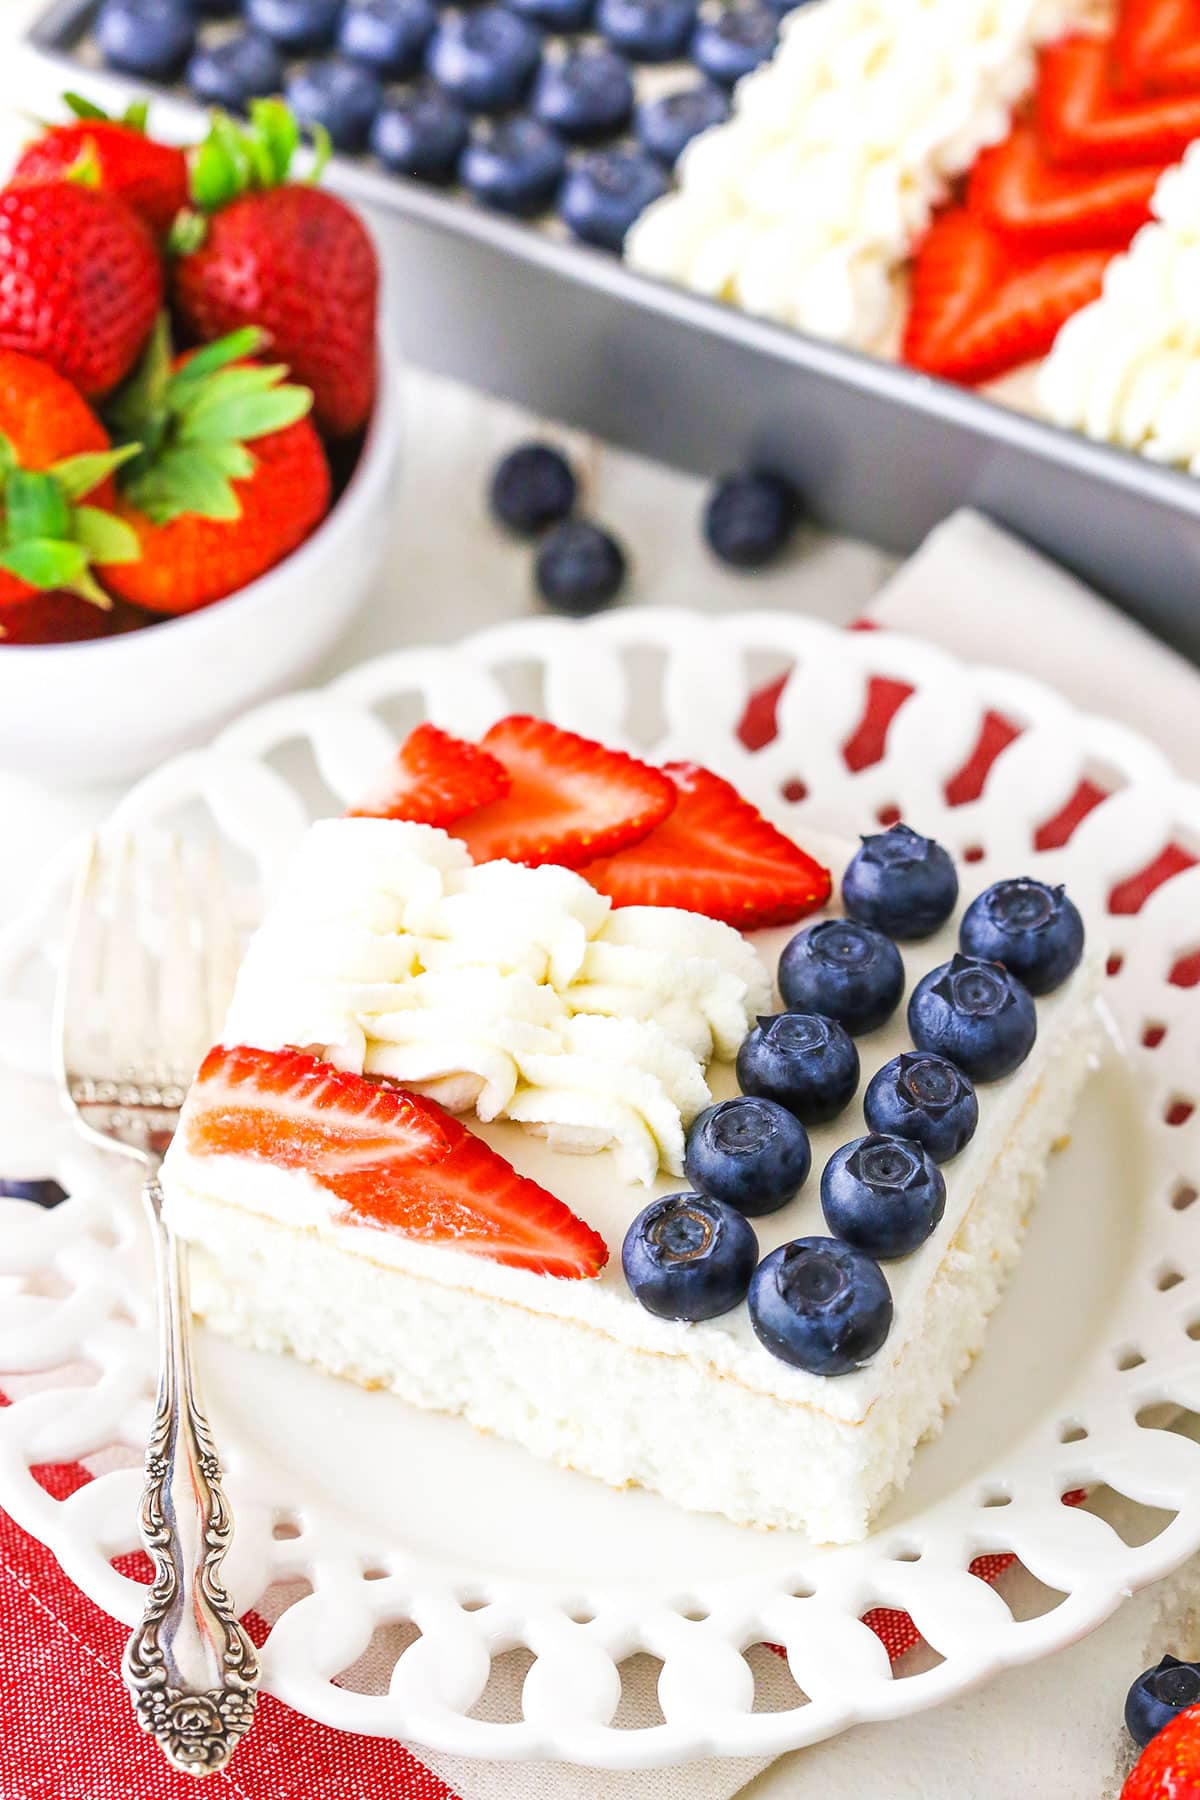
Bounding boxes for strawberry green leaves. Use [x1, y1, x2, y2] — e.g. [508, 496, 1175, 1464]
[0, 437, 141, 607]
[104, 313, 315, 525]
[175, 100, 332, 247]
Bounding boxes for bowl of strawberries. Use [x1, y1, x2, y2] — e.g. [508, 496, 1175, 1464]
[0, 96, 400, 784]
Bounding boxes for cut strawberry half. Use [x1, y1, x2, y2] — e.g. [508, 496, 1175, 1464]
[968, 123, 1161, 250]
[1114, 0, 1200, 96]
[347, 723, 511, 826]
[1039, 34, 1200, 166]
[451, 714, 677, 869]
[903, 207, 1112, 384]
[581, 762, 831, 929]
[185, 1044, 607, 1279]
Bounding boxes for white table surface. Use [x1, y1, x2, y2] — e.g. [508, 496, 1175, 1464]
[1, 18, 1195, 1795]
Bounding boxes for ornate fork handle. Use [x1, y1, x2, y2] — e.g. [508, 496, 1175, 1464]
[123, 1170, 260, 1777]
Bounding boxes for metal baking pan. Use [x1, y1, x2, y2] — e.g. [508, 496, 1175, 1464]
[20, 0, 1200, 661]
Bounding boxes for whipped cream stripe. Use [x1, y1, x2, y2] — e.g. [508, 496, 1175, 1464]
[222, 818, 772, 1186]
[1038, 143, 1200, 470]
[626, 0, 1107, 348]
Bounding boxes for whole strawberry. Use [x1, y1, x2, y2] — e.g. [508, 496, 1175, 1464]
[99, 316, 331, 611]
[1124, 1703, 1200, 1797]
[12, 95, 188, 237]
[0, 349, 141, 636]
[172, 104, 378, 437]
[0, 180, 162, 396]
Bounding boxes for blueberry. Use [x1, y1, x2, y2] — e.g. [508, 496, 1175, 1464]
[286, 58, 384, 148]
[532, 48, 635, 144]
[736, 1012, 859, 1127]
[427, 8, 542, 113]
[535, 520, 626, 613]
[820, 1132, 946, 1261]
[778, 920, 905, 1037]
[749, 1236, 893, 1374]
[959, 878, 1085, 997]
[596, 0, 697, 62]
[908, 953, 1037, 1083]
[863, 1052, 978, 1164]
[1125, 1657, 1200, 1749]
[702, 470, 798, 568]
[96, 0, 195, 76]
[187, 31, 286, 107]
[183, 0, 240, 14]
[461, 116, 565, 213]
[690, 2, 776, 84]
[245, 0, 342, 49]
[490, 442, 577, 535]
[623, 1191, 758, 1321]
[559, 149, 668, 251]
[508, 0, 593, 27]
[0, 1176, 67, 1208]
[370, 86, 469, 179]
[635, 81, 728, 166]
[842, 824, 959, 941]
[684, 1096, 810, 1216]
[339, 0, 437, 74]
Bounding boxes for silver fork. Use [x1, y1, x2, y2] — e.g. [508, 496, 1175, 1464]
[55, 832, 258, 1779]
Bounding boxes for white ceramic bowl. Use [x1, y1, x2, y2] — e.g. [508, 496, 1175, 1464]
[0, 333, 402, 786]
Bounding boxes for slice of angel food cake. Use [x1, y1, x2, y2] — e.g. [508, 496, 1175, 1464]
[162, 716, 1106, 1544]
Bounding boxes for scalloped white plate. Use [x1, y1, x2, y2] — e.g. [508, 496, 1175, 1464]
[2, 608, 1200, 1768]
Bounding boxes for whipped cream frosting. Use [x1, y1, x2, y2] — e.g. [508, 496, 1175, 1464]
[626, 0, 1107, 348]
[1038, 143, 1200, 470]
[222, 818, 772, 1185]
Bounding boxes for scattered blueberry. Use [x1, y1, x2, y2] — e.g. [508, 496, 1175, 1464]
[490, 442, 577, 535]
[0, 1176, 67, 1208]
[508, 0, 593, 28]
[636, 81, 728, 166]
[702, 470, 798, 568]
[96, 0, 195, 76]
[427, 8, 543, 113]
[532, 48, 635, 144]
[559, 149, 668, 251]
[778, 920, 905, 1036]
[821, 1132, 946, 1261]
[461, 116, 566, 213]
[1125, 1657, 1200, 1749]
[959, 878, 1085, 997]
[623, 1191, 758, 1320]
[338, 0, 437, 75]
[749, 1236, 893, 1374]
[863, 1052, 978, 1164]
[736, 1012, 859, 1127]
[684, 1096, 811, 1216]
[186, 31, 286, 107]
[842, 824, 959, 941]
[535, 519, 627, 613]
[596, 0, 698, 62]
[690, 2, 777, 85]
[183, 0, 240, 14]
[245, 0, 342, 49]
[285, 58, 384, 149]
[370, 86, 469, 179]
[909, 953, 1037, 1083]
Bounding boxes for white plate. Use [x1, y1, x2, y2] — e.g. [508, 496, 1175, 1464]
[1, 607, 1199, 1768]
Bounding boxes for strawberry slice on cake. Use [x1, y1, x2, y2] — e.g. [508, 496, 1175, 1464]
[183, 1044, 608, 1278]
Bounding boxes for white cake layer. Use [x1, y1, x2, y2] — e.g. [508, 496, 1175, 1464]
[175, 1009, 1100, 1541]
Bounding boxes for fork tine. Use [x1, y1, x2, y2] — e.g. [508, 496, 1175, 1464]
[201, 840, 240, 1052]
[158, 833, 205, 1080]
[55, 834, 106, 1092]
[104, 833, 155, 1078]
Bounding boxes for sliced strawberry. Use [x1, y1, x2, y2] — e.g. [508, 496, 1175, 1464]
[185, 1044, 607, 1279]
[1039, 34, 1200, 166]
[451, 715, 677, 869]
[581, 762, 831, 929]
[903, 207, 1111, 384]
[1114, 0, 1200, 96]
[347, 723, 511, 826]
[968, 123, 1161, 250]
[351, 1115, 609, 1278]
